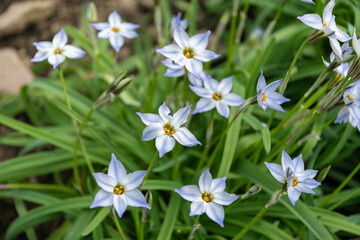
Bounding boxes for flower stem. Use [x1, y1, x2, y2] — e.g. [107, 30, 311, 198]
[232, 207, 267, 240]
[139, 151, 159, 190]
[279, 38, 308, 94]
[59, 67, 81, 188]
[319, 161, 360, 208]
[187, 215, 201, 240]
[112, 213, 127, 239]
[225, 0, 239, 73]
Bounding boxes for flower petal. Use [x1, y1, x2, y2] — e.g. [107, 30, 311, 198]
[212, 192, 238, 206]
[142, 123, 164, 141]
[123, 189, 151, 209]
[90, 189, 113, 208]
[297, 14, 323, 30]
[93, 172, 117, 192]
[173, 27, 189, 49]
[189, 200, 206, 216]
[215, 101, 230, 118]
[265, 79, 282, 93]
[155, 135, 176, 158]
[222, 93, 244, 107]
[172, 127, 201, 147]
[91, 22, 110, 31]
[329, 37, 343, 60]
[192, 98, 216, 115]
[188, 72, 203, 87]
[63, 45, 86, 59]
[287, 187, 301, 205]
[156, 44, 182, 59]
[98, 28, 112, 39]
[31, 51, 50, 62]
[264, 162, 285, 183]
[217, 76, 233, 95]
[292, 154, 304, 173]
[119, 22, 139, 31]
[353, 31, 360, 56]
[264, 98, 285, 112]
[199, 169, 212, 193]
[136, 112, 162, 125]
[195, 49, 220, 62]
[109, 10, 122, 27]
[210, 177, 226, 193]
[323, 0, 335, 24]
[33, 41, 53, 51]
[158, 102, 172, 123]
[120, 29, 138, 39]
[122, 170, 147, 191]
[281, 151, 294, 175]
[172, 105, 191, 129]
[335, 106, 349, 124]
[205, 203, 224, 227]
[295, 183, 315, 194]
[203, 75, 219, 91]
[164, 68, 185, 77]
[48, 54, 65, 69]
[113, 195, 128, 218]
[109, 35, 124, 52]
[175, 185, 202, 201]
[52, 28, 68, 47]
[301, 178, 321, 189]
[162, 58, 182, 69]
[189, 85, 212, 98]
[185, 59, 203, 76]
[256, 71, 267, 92]
[189, 31, 210, 50]
[108, 154, 127, 183]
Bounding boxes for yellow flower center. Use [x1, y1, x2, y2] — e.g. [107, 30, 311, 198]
[262, 93, 267, 101]
[113, 185, 124, 195]
[292, 177, 298, 187]
[164, 122, 175, 135]
[112, 27, 120, 33]
[212, 93, 222, 101]
[347, 94, 354, 101]
[202, 193, 213, 203]
[183, 48, 195, 59]
[53, 48, 63, 55]
[323, 23, 327, 27]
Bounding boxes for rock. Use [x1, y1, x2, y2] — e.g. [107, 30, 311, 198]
[0, 48, 34, 94]
[0, 0, 57, 38]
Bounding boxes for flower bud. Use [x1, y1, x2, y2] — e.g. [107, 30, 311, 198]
[86, 2, 98, 23]
[348, 56, 360, 79]
[142, 190, 153, 222]
[316, 165, 331, 183]
[307, 30, 327, 43]
[265, 190, 285, 209]
[240, 184, 262, 200]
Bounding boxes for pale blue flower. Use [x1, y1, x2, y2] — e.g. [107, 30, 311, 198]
[175, 169, 238, 227]
[90, 153, 151, 217]
[31, 28, 85, 69]
[137, 103, 201, 158]
[335, 106, 360, 131]
[256, 71, 290, 112]
[171, 13, 188, 32]
[188, 71, 213, 87]
[91, 10, 139, 52]
[297, 0, 351, 59]
[156, 27, 220, 76]
[190, 76, 244, 118]
[265, 151, 321, 205]
[162, 58, 185, 78]
[322, 42, 352, 77]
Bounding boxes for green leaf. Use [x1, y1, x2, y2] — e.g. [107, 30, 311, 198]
[81, 208, 108, 236]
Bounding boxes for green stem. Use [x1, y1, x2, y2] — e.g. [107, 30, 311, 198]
[59, 67, 81, 188]
[232, 207, 267, 240]
[187, 215, 201, 240]
[319, 162, 360, 208]
[327, 188, 360, 211]
[73, 107, 96, 176]
[113, 214, 127, 239]
[279, 38, 308, 94]
[4, 183, 77, 195]
[226, 0, 239, 73]
[139, 151, 159, 190]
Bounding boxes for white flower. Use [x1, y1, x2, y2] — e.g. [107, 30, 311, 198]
[91, 10, 139, 52]
[190, 76, 245, 118]
[352, 29, 360, 57]
[334, 106, 360, 131]
[31, 28, 86, 69]
[137, 103, 201, 158]
[265, 151, 321, 205]
[297, 0, 351, 59]
[300, 0, 315, 4]
[175, 169, 238, 227]
[256, 72, 290, 112]
[156, 27, 220, 76]
[90, 153, 151, 217]
[171, 13, 188, 32]
[322, 42, 352, 77]
[188, 71, 213, 87]
[162, 58, 186, 78]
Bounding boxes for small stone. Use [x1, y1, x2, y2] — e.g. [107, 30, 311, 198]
[0, 0, 57, 38]
[0, 48, 34, 94]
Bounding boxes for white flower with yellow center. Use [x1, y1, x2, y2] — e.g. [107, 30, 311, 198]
[31, 28, 85, 69]
[257, 71, 290, 112]
[175, 169, 238, 227]
[137, 103, 201, 158]
[90, 153, 151, 217]
[265, 151, 321, 205]
[91, 10, 139, 52]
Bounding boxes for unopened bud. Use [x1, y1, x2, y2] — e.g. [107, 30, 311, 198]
[241, 184, 262, 200]
[86, 2, 98, 23]
[266, 190, 285, 209]
[327, 73, 344, 89]
[188, 224, 200, 239]
[307, 30, 326, 43]
[348, 56, 360, 79]
[316, 165, 331, 183]
[142, 190, 153, 222]
[110, 206, 116, 218]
